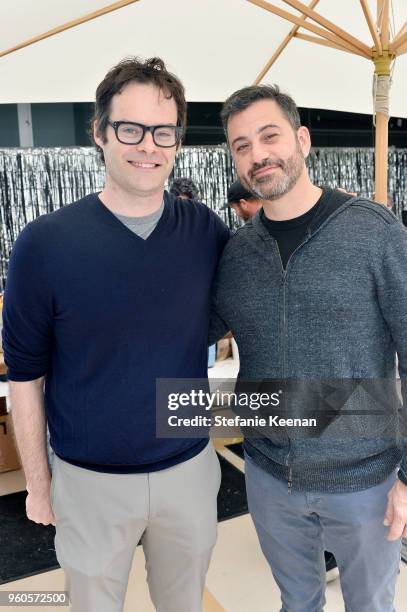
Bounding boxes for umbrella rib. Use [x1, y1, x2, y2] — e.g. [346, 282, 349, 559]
[281, 0, 372, 57]
[0, 0, 140, 59]
[392, 20, 407, 48]
[390, 30, 407, 53]
[253, 0, 321, 84]
[294, 32, 368, 58]
[396, 41, 407, 55]
[359, 0, 382, 53]
[377, 0, 389, 44]
[247, 0, 371, 58]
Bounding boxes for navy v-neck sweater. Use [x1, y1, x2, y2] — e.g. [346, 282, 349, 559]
[3, 192, 230, 472]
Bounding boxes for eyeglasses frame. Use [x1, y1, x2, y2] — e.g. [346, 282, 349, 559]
[107, 120, 183, 148]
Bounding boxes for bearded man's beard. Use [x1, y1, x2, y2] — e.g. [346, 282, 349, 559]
[242, 140, 305, 201]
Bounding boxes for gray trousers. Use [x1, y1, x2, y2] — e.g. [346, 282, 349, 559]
[245, 452, 402, 612]
[51, 443, 221, 612]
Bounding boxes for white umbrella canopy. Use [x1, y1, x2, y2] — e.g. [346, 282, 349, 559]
[1, 0, 406, 199]
[0, 0, 405, 109]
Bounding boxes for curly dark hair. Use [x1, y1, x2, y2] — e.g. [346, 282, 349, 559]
[169, 177, 200, 200]
[91, 56, 187, 162]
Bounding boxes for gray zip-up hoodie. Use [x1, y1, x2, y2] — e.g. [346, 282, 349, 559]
[210, 189, 407, 492]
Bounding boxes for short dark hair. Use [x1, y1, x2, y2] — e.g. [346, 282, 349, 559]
[91, 56, 187, 161]
[221, 84, 301, 135]
[169, 177, 200, 200]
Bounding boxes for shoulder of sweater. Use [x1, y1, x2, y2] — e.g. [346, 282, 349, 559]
[345, 197, 399, 227]
[227, 220, 255, 243]
[27, 194, 94, 233]
[13, 196, 94, 253]
[216, 222, 255, 261]
[171, 195, 230, 238]
[172, 195, 222, 219]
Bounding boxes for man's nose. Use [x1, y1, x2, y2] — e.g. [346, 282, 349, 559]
[251, 140, 270, 164]
[136, 129, 157, 155]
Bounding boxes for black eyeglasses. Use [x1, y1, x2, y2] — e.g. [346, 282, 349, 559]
[107, 120, 182, 148]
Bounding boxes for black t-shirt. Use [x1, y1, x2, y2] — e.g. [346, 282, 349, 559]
[260, 190, 330, 268]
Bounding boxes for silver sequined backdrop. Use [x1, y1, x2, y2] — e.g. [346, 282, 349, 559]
[1, 145, 407, 291]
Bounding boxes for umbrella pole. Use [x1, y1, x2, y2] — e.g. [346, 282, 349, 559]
[374, 0, 391, 205]
[373, 55, 392, 205]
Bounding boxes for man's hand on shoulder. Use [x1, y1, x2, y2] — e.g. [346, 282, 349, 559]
[384, 478, 407, 540]
[337, 187, 357, 196]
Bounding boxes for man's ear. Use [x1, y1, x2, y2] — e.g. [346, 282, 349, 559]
[239, 198, 249, 210]
[297, 126, 311, 158]
[93, 121, 103, 148]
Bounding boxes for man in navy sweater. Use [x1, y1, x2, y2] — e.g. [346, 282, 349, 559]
[2, 57, 229, 612]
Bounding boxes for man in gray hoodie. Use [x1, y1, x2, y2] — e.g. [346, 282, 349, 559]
[210, 84, 407, 612]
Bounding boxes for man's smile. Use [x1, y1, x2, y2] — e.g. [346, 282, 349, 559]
[128, 161, 160, 169]
[252, 164, 280, 178]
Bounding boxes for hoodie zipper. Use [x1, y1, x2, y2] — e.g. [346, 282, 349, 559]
[273, 229, 312, 494]
[262, 196, 359, 493]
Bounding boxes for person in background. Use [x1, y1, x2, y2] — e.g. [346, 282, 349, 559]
[169, 176, 200, 201]
[210, 83, 407, 612]
[2, 57, 230, 612]
[221, 179, 262, 222]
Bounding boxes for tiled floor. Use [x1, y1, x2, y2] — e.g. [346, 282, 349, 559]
[1, 363, 407, 611]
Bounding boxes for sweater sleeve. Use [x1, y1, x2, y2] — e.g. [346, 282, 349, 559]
[208, 257, 231, 345]
[2, 223, 53, 381]
[376, 221, 407, 482]
[211, 209, 231, 255]
[208, 303, 230, 345]
[207, 214, 232, 344]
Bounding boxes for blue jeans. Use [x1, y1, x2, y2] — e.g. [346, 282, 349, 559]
[245, 452, 401, 612]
